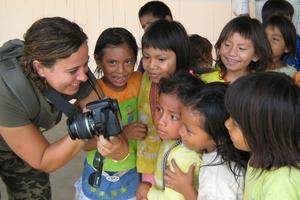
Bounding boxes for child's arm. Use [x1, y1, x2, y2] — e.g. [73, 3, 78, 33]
[122, 122, 147, 141]
[136, 182, 152, 200]
[164, 159, 197, 200]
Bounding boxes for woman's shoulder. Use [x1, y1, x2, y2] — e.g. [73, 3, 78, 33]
[0, 78, 32, 127]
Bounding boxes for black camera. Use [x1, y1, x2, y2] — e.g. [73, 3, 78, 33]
[67, 98, 122, 140]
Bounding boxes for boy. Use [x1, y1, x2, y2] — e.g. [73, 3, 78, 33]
[137, 1, 174, 73]
[138, 1, 173, 31]
[261, 0, 300, 71]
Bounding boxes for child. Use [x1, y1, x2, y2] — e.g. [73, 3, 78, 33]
[137, 20, 191, 184]
[224, 72, 300, 199]
[201, 16, 273, 84]
[264, 15, 297, 77]
[137, 0, 173, 73]
[261, 0, 300, 71]
[189, 34, 213, 69]
[138, 0, 173, 31]
[75, 27, 147, 200]
[164, 81, 247, 200]
[136, 73, 203, 200]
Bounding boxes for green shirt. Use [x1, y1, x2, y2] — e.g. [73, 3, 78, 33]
[244, 165, 300, 200]
[86, 72, 142, 172]
[200, 68, 224, 84]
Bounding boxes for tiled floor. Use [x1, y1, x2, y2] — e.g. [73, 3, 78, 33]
[0, 116, 85, 199]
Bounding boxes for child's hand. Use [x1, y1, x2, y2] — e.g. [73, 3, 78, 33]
[97, 135, 129, 161]
[164, 159, 197, 199]
[136, 181, 151, 200]
[122, 122, 147, 141]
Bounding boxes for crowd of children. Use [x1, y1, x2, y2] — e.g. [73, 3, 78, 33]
[0, 0, 299, 199]
[72, 1, 300, 200]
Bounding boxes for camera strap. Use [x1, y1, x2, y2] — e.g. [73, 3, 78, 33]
[87, 70, 105, 99]
[42, 69, 105, 118]
[43, 87, 81, 118]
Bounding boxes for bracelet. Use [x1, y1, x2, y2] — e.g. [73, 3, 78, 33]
[112, 152, 130, 163]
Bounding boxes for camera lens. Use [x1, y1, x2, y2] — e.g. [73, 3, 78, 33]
[67, 112, 95, 140]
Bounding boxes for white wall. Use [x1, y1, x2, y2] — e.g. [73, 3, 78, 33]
[0, 0, 255, 70]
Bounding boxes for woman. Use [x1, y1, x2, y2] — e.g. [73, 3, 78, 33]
[0, 17, 126, 199]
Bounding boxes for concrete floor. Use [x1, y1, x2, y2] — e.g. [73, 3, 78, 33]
[0, 115, 86, 199]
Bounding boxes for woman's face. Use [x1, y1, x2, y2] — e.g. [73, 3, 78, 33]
[142, 46, 177, 83]
[37, 42, 89, 95]
[95, 43, 136, 91]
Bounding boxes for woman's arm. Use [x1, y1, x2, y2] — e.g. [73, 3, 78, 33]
[0, 124, 86, 173]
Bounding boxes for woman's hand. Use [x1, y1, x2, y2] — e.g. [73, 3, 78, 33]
[136, 181, 152, 200]
[122, 122, 147, 141]
[164, 159, 197, 199]
[97, 134, 129, 161]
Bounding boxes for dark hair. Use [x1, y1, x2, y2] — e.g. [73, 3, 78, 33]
[158, 72, 204, 97]
[225, 72, 300, 169]
[262, 0, 294, 22]
[189, 34, 213, 68]
[94, 27, 138, 75]
[138, 1, 173, 20]
[263, 15, 297, 60]
[21, 17, 88, 90]
[180, 81, 248, 176]
[142, 20, 190, 73]
[215, 16, 273, 77]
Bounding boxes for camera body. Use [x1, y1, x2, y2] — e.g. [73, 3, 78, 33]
[67, 98, 122, 140]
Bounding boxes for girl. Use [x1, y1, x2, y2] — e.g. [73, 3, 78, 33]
[164, 81, 247, 200]
[201, 16, 273, 84]
[264, 15, 297, 77]
[137, 19, 191, 184]
[136, 73, 203, 200]
[225, 72, 300, 199]
[189, 34, 213, 69]
[75, 27, 147, 200]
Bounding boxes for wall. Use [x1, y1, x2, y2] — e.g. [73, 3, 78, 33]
[0, 0, 255, 70]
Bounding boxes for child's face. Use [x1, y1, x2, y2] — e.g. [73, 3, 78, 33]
[154, 93, 182, 140]
[95, 43, 136, 91]
[265, 25, 288, 63]
[142, 47, 177, 83]
[225, 117, 250, 151]
[139, 13, 160, 31]
[219, 32, 258, 74]
[179, 106, 216, 152]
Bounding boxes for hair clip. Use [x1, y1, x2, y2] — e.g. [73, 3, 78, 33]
[189, 69, 195, 76]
